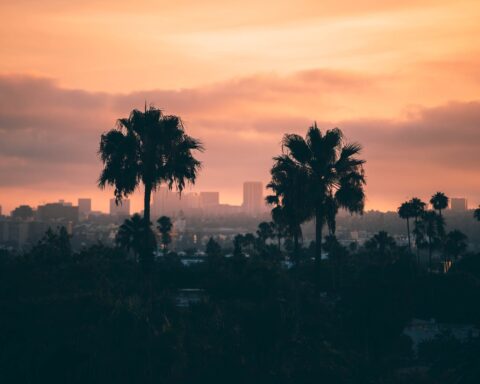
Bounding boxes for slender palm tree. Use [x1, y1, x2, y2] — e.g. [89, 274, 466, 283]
[409, 197, 426, 264]
[157, 216, 173, 255]
[474, 206, 480, 222]
[99, 105, 203, 260]
[275, 124, 366, 261]
[430, 192, 449, 218]
[398, 201, 414, 252]
[419, 210, 444, 271]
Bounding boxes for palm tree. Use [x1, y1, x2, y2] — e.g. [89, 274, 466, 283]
[267, 156, 311, 258]
[418, 210, 444, 271]
[430, 192, 449, 217]
[398, 201, 414, 252]
[257, 221, 274, 246]
[474, 206, 480, 222]
[157, 216, 173, 255]
[444, 230, 468, 262]
[116, 214, 154, 260]
[270, 124, 366, 261]
[409, 197, 426, 264]
[364, 231, 397, 265]
[98, 105, 203, 260]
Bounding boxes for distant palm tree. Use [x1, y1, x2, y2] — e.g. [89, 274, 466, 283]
[270, 124, 366, 261]
[418, 210, 444, 271]
[474, 206, 480, 222]
[409, 197, 426, 264]
[116, 214, 153, 260]
[99, 105, 203, 261]
[444, 230, 468, 262]
[157, 216, 173, 255]
[256, 221, 274, 246]
[365, 231, 397, 254]
[430, 192, 449, 218]
[398, 201, 414, 252]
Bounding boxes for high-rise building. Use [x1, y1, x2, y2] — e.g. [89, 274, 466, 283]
[78, 198, 92, 219]
[109, 198, 130, 217]
[37, 203, 79, 223]
[450, 198, 468, 212]
[200, 192, 220, 208]
[242, 181, 263, 216]
[152, 187, 184, 219]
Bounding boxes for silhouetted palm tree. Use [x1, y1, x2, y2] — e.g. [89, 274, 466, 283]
[257, 221, 274, 246]
[116, 214, 153, 261]
[270, 124, 366, 261]
[365, 231, 397, 266]
[398, 201, 414, 252]
[444, 230, 468, 262]
[98, 105, 203, 261]
[157, 216, 173, 255]
[430, 192, 449, 218]
[474, 206, 480, 222]
[410, 197, 426, 264]
[418, 210, 444, 271]
[267, 156, 311, 258]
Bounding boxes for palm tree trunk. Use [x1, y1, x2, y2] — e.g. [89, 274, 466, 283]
[144, 183, 152, 225]
[428, 236, 432, 271]
[315, 208, 323, 262]
[406, 218, 411, 252]
[293, 232, 299, 260]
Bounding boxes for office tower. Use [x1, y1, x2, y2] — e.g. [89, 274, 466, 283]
[242, 181, 263, 216]
[37, 203, 79, 223]
[109, 198, 130, 217]
[152, 187, 184, 219]
[199, 192, 220, 208]
[450, 198, 468, 212]
[78, 198, 92, 219]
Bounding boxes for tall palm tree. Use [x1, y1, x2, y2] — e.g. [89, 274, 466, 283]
[398, 201, 414, 252]
[157, 216, 173, 255]
[99, 105, 203, 259]
[430, 192, 449, 218]
[474, 206, 480, 222]
[273, 124, 366, 261]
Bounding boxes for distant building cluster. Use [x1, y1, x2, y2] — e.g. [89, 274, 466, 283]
[0, 181, 267, 250]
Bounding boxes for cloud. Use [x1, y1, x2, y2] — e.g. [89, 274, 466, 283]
[0, 72, 479, 213]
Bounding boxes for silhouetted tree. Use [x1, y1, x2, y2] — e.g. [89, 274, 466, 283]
[157, 216, 173, 255]
[205, 237, 222, 260]
[444, 230, 468, 262]
[418, 210, 444, 270]
[256, 221, 274, 245]
[430, 192, 449, 217]
[11, 205, 34, 220]
[398, 201, 414, 252]
[269, 124, 366, 262]
[410, 197, 427, 264]
[98, 105, 202, 263]
[266, 156, 310, 258]
[116, 214, 153, 261]
[474, 206, 480, 222]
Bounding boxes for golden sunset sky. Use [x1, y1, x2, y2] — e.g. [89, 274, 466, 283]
[1, 0, 480, 213]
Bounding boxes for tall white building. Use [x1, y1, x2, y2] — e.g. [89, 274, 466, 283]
[242, 181, 263, 216]
[151, 187, 184, 219]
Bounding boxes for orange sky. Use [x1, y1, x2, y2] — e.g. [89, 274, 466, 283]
[1, 0, 480, 214]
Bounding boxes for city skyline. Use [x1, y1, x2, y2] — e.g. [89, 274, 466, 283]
[1, 1, 480, 213]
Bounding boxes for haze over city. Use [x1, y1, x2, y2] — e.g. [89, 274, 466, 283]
[1, 0, 480, 213]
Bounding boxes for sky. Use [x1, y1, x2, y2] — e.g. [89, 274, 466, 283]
[1, 0, 480, 214]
